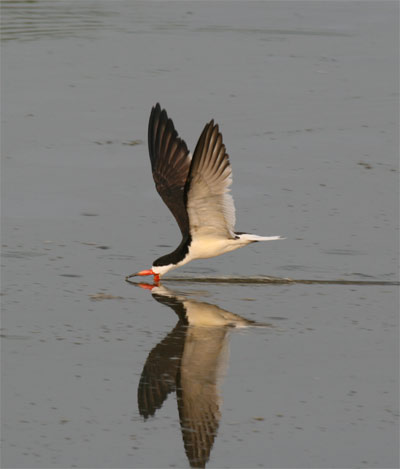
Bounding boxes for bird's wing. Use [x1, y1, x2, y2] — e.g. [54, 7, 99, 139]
[148, 103, 192, 236]
[185, 120, 236, 239]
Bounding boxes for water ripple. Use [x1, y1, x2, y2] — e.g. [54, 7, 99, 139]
[1, 0, 117, 42]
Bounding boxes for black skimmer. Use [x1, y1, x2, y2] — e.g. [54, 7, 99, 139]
[127, 103, 283, 283]
[137, 285, 270, 467]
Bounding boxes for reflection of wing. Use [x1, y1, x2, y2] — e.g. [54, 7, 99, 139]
[177, 327, 229, 468]
[177, 385, 220, 468]
[138, 288, 190, 419]
[151, 283, 256, 327]
[137, 321, 186, 419]
[138, 284, 266, 468]
[183, 299, 255, 327]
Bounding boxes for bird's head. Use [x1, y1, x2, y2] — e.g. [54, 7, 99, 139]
[135, 263, 176, 283]
[135, 269, 160, 283]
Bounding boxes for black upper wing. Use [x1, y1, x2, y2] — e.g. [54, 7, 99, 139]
[148, 103, 191, 236]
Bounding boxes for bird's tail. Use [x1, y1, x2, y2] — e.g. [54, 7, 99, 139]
[237, 234, 285, 242]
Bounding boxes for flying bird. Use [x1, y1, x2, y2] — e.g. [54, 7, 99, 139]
[127, 103, 283, 283]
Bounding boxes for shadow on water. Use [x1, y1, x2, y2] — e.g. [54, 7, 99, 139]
[136, 283, 270, 468]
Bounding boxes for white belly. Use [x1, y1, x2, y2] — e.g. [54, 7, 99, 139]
[184, 236, 244, 262]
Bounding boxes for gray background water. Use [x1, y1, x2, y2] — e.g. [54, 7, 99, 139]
[1, 1, 398, 468]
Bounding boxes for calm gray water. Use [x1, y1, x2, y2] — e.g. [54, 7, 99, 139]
[1, 1, 398, 468]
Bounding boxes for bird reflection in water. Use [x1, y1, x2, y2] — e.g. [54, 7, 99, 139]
[136, 283, 271, 468]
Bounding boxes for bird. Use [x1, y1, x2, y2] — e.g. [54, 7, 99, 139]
[127, 103, 283, 283]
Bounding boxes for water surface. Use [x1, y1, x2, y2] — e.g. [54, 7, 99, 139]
[2, 1, 398, 468]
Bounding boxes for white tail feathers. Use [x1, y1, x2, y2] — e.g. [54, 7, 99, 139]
[237, 234, 285, 242]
